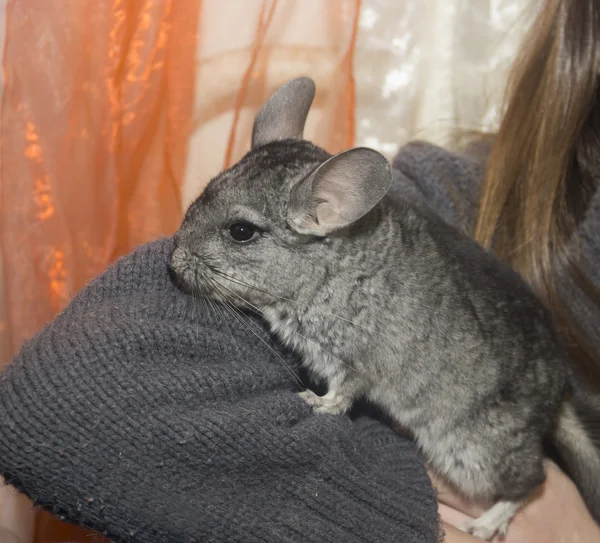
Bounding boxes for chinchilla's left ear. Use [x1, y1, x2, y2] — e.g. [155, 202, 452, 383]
[251, 77, 316, 149]
[287, 147, 392, 236]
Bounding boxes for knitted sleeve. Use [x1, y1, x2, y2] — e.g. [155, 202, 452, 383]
[0, 237, 439, 543]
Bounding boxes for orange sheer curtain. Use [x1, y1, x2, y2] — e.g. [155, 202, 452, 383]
[0, 1, 358, 541]
[0, 0, 200, 540]
[0, 0, 200, 357]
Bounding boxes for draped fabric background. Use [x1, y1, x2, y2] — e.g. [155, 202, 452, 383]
[0, 1, 535, 541]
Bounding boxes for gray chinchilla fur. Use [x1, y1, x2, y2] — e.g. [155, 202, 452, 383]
[169, 77, 600, 540]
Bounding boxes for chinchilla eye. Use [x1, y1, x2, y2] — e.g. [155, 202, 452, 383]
[229, 222, 257, 242]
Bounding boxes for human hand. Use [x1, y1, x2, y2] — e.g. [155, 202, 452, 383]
[431, 460, 600, 542]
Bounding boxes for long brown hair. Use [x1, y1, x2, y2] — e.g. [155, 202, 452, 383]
[474, 0, 600, 390]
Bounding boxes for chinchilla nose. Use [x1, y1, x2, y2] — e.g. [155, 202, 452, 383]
[167, 245, 193, 293]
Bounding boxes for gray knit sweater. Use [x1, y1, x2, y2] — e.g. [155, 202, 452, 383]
[0, 141, 597, 542]
[392, 141, 599, 356]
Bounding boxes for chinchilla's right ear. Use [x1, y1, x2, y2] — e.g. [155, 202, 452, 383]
[251, 77, 316, 149]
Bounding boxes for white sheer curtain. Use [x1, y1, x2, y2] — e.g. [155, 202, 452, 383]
[354, 0, 536, 152]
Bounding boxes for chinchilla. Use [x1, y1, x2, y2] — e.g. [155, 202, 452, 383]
[169, 77, 600, 540]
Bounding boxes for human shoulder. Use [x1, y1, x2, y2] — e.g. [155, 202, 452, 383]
[390, 138, 491, 230]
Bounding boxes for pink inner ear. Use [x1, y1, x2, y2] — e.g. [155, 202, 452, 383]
[316, 202, 340, 227]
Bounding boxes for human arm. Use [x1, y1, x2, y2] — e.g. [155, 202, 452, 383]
[0, 237, 439, 543]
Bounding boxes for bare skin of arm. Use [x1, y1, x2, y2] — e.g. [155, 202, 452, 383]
[0, 482, 34, 543]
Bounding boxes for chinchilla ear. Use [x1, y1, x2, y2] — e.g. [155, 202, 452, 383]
[288, 147, 392, 236]
[251, 77, 316, 149]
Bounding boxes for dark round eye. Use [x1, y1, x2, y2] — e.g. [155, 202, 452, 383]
[229, 222, 257, 242]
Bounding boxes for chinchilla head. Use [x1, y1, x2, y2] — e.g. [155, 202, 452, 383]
[169, 77, 392, 309]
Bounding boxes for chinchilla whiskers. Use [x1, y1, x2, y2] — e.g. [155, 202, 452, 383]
[205, 276, 303, 386]
[210, 268, 397, 343]
[200, 275, 244, 360]
[185, 268, 215, 325]
[210, 275, 356, 373]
